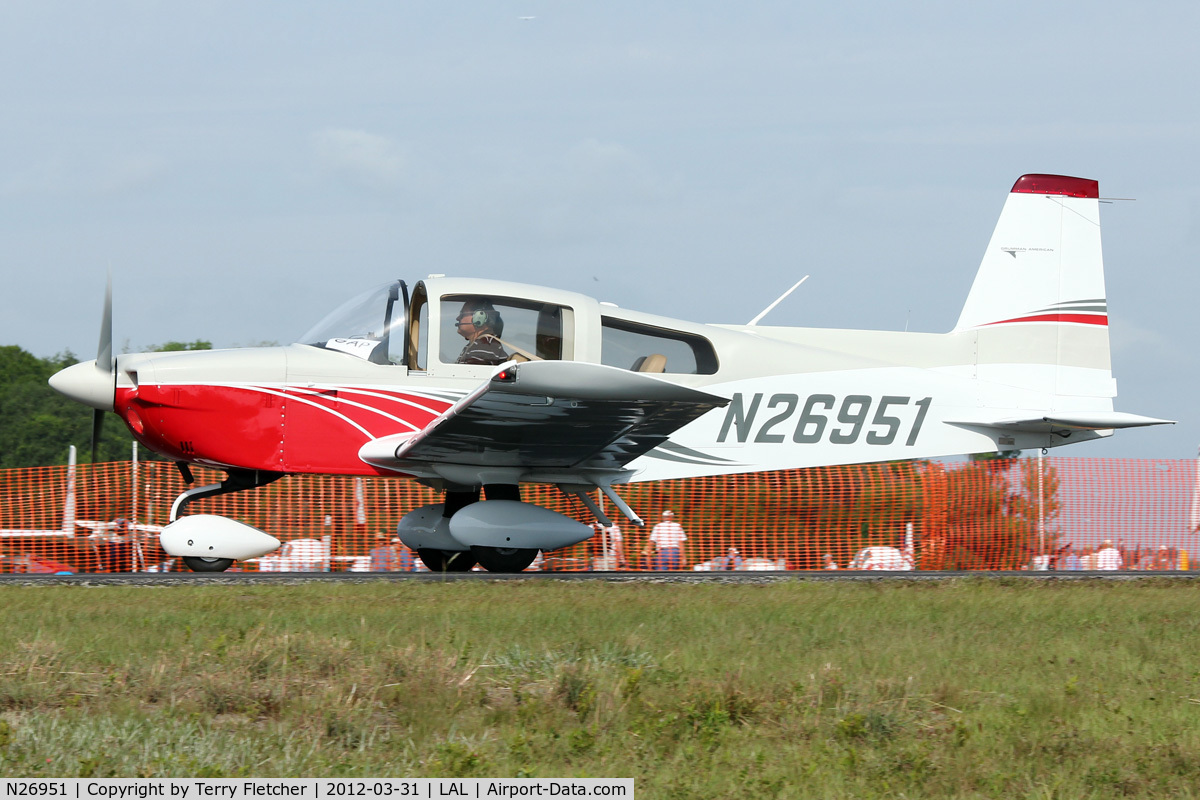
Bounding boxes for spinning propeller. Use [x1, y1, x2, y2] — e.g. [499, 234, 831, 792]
[48, 276, 117, 462]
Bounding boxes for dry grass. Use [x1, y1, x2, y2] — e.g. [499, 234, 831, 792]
[1, 579, 1199, 797]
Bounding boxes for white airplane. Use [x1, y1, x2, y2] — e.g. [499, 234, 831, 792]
[49, 174, 1171, 573]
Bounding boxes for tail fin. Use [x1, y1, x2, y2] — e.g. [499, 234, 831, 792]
[953, 174, 1112, 400]
[946, 175, 1172, 435]
[955, 174, 1106, 332]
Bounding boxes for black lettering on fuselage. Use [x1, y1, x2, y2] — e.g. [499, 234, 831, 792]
[717, 392, 933, 447]
[717, 392, 763, 443]
[755, 393, 798, 443]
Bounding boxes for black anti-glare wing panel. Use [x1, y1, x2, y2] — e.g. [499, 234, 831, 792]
[383, 361, 728, 472]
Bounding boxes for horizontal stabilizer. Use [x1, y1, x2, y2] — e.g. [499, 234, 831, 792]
[947, 411, 1174, 435]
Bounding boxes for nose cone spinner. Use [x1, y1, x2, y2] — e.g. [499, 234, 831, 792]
[49, 360, 115, 411]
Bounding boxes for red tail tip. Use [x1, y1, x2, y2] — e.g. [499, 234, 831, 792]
[1011, 174, 1098, 199]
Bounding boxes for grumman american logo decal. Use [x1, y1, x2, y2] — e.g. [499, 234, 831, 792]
[983, 299, 1107, 327]
[1000, 246, 1055, 258]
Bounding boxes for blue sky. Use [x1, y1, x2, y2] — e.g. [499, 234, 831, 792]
[2, 2, 1197, 459]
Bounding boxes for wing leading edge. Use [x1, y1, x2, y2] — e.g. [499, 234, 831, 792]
[358, 361, 729, 476]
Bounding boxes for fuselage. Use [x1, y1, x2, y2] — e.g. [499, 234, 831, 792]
[44, 175, 1170, 573]
[64, 274, 1116, 483]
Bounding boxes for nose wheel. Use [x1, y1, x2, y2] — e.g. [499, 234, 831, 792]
[182, 556, 234, 573]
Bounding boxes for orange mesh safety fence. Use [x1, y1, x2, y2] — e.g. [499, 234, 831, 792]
[0, 457, 1194, 573]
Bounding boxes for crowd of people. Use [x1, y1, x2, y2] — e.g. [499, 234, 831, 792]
[1044, 540, 1183, 571]
[11, 503, 1187, 574]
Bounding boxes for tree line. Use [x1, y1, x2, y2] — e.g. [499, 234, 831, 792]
[0, 341, 210, 468]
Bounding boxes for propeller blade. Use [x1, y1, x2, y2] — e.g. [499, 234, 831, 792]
[91, 409, 104, 463]
[97, 274, 113, 371]
[92, 275, 113, 461]
[50, 275, 118, 457]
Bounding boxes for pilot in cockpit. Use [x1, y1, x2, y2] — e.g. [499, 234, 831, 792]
[454, 298, 509, 366]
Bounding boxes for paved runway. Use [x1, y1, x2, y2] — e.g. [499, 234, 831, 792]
[1, 570, 1196, 585]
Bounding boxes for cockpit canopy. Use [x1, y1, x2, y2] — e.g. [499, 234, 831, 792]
[297, 279, 577, 369]
[299, 277, 719, 375]
[298, 281, 407, 364]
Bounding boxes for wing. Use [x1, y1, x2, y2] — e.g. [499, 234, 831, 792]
[359, 361, 729, 475]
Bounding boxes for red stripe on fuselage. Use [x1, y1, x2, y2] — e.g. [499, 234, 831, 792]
[115, 384, 455, 475]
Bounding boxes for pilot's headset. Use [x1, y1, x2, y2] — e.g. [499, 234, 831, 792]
[469, 302, 503, 336]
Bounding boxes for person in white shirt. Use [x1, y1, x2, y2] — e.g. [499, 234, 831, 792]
[645, 510, 687, 570]
[1095, 539, 1124, 570]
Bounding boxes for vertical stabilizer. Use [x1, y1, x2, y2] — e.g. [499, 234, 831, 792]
[955, 174, 1106, 331]
[953, 174, 1112, 401]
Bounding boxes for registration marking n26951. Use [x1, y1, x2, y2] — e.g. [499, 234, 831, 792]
[716, 393, 932, 446]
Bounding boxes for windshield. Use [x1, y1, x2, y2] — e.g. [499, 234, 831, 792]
[298, 281, 407, 364]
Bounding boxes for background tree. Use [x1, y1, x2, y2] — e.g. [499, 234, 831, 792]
[0, 341, 212, 467]
[1009, 456, 1062, 560]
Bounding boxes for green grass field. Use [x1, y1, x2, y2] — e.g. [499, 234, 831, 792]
[1, 579, 1199, 797]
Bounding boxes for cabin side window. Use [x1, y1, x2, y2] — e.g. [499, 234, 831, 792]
[600, 317, 718, 375]
[438, 295, 575, 365]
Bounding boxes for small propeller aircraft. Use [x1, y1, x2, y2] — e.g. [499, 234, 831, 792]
[50, 174, 1171, 572]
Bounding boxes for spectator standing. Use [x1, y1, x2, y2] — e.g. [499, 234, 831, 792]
[97, 518, 133, 572]
[644, 510, 687, 570]
[1152, 545, 1173, 571]
[715, 547, 743, 571]
[592, 522, 626, 570]
[823, 553, 839, 570]
[1095, 539, 1124, 571]
[1081, 548, 1097, 570]
[395, 538, 417, 571]
[369, 533, 398, 571]
[1059, 547, 1082, 571]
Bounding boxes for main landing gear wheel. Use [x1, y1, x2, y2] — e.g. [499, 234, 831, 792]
[471, 546, 539, 573]
[417, 549, 477, 572]
[182, 556, 235, 573]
